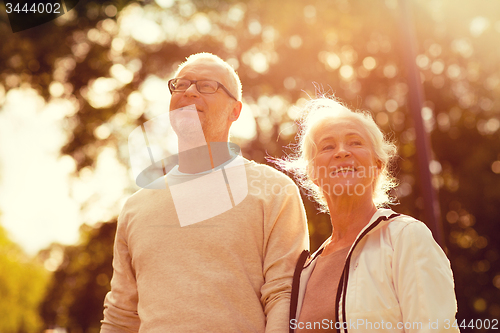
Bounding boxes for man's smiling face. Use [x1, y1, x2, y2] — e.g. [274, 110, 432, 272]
[169, 59, 241, 143]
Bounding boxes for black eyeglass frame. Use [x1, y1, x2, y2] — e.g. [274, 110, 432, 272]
[168, 78, 238, 101]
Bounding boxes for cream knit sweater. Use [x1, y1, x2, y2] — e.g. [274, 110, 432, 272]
[101, 159, 309, 333]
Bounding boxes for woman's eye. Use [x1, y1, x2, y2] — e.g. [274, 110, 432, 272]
[350, 141, 362, 146]
[322, 145, 334, 151]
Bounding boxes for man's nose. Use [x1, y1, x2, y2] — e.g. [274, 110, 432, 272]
[184, 82, 200, 97]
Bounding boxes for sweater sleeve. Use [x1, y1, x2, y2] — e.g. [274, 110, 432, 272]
[100, 207, 140, 333]
[392, 220, 460, 333]
[260, 180, 309, 333]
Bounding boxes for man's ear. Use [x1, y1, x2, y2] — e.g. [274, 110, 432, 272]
[229, 101, 242, 122]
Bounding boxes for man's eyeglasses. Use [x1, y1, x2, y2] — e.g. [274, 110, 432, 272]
[168, 78, 238, 101]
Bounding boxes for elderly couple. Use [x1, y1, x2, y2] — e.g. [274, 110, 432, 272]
[100, 53, 459, 333]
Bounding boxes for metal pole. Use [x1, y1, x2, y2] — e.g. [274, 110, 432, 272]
[398, 0, 445, 248]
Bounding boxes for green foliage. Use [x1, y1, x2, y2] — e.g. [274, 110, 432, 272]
[0, 224, 49, 333]
[39, 221, 116, 332]
[1, 0, 499, 330]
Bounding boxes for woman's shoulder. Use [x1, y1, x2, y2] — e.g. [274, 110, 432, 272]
[377, 210, 434, 240]
[378, 212, 443, 254]
[387, 212, 422, 226]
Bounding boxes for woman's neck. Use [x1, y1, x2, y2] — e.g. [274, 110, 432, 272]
[323, 194, 377, 255]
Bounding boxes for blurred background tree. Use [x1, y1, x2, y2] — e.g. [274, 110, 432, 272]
[0, 0, 499, 331]
[0, 221, 49, 333]
[39, 221, 116, 332]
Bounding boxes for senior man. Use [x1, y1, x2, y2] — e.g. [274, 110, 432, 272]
[100, 53, 309, 333]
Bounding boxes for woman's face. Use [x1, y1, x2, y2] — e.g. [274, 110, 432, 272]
[310, 117, 380, 200]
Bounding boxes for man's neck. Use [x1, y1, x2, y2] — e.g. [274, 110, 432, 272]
[177, 142, 233, 174]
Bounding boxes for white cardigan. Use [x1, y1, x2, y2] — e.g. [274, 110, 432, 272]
[290, 209, 460, 333]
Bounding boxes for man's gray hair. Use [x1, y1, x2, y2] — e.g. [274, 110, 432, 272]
[173, 53, 242, 101]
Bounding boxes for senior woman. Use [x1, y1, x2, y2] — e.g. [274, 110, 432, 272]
[282, 97, 459, 333]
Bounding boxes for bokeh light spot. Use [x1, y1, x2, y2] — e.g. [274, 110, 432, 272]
[289, 35, 303, 49]
[94, 124, 111, 140]
[416, 54, 430, 69]
[493, 274, 500, 289]
[284, 77, 297, 90]
[230, 103, 256, 141]
[477, 118, 500, 135]
[452, 38, 473, 58]
[491, 161, 500, 174]
[156, 0, 174, 8]
[421, 107, 434, 121]
[473, 298, 487, 312]
[96, 273, 110, 287]
[339, 65, 354, 80]
[140, 76, 170, 102]
[431, 60, 445, 75]
[224, 35, 237, 50]
[385, 99, 398, 112]
[447, 64, 462, 79]
[428, 43, 442, 57]
[105, 5, 117, 17]
[250, 53, 269, 73]
[303, 5, 317, 20]
[227, 4, 246, 25]
[446, 211, 459, 224]
[363, 56, 377, 70]
[436, 113, 450, 131]
[429, 160, 442, 174]
[110, 64, 134, 84]
[193, 13, 212, 34]
[473, 260, 490, 273]
[396, 182, 412, 197]
[470, 16, 490, 37]
[320, 51, 341, 71]
[383, 64, 397, 78]
[248, 20, 262, 35]
[49, 82, 65, 98]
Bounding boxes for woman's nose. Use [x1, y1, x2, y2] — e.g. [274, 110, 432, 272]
[335, 144, 351, 158]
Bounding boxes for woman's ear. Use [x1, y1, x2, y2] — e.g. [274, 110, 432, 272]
[371, 159, 383, 183]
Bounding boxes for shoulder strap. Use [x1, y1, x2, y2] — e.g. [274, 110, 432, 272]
[289, 249, 310, 333]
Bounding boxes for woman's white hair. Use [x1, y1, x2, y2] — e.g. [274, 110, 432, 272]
[275, 96, 398, 213]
